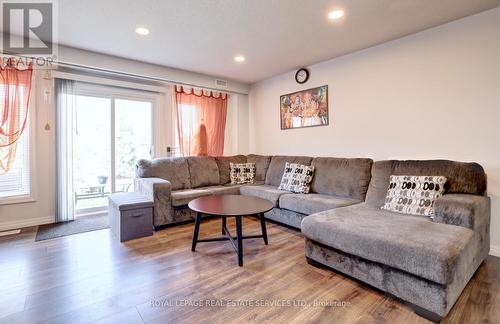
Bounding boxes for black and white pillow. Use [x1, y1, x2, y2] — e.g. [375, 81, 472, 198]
[278, 162, 315, 194]
[382, 175, 447, 217]
[230, 163, 256, 185]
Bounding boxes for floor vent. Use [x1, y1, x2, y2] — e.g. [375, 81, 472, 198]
[0, 229, 21, 237]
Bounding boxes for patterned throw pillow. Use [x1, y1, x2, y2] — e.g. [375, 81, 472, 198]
[278, 162, 315, 194]
[230, 163, 256, 185]
[382, 175, 447, 217]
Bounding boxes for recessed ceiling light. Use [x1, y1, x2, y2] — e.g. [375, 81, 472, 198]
[328, 10, 344, 20]
[234, 55, 245, 62]
[135, 27, 150, 36]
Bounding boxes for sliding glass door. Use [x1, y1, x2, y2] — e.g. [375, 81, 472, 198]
[73, 95, 112, 212]
[114, 98, 153, 194]
[72, 84, 157, 216]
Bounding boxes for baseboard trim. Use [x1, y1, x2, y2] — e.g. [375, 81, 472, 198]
[0, 216, 55, 232]
[489, 245, 500, 258]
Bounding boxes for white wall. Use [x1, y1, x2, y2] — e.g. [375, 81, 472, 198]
[249, 8, 500, 254]
[0, 50, 249, 231]
[225, 94, 250, 155]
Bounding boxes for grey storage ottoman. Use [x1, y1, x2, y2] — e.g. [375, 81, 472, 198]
[108, 192, 154, 242]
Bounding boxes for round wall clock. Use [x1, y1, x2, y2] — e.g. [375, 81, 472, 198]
[295, 68, 309, 84]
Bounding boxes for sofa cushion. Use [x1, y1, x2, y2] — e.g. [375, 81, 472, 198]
[247, 154, 272, 182]
[204, 184, 243, 196]
[301, 203, 474, 285]
[279, 193, 361, 215]
[310, 157, 372, 200]
[136, 157, 191, 190]
[240, 184, 288, 207]
[171, 188, 213, 207]
[366, 160, 487, 207]
[265, 156, 313, 186]
[264, 208, 306, 229]
[215, 155, 247, 184]
[187, 156, 220, 188]
[171, 184, 244, 207]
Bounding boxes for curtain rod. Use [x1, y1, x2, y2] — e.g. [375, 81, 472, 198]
[55, 61, 247, 95]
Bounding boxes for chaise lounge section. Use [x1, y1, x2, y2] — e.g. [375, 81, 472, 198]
[301, 160, 489, 319]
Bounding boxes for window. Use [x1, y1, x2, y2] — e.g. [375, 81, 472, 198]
[0, 83, 32, 202]
[173, 86, 228, 156]
[173, 104, 197, 156]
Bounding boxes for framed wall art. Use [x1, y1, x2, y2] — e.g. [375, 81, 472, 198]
[280, 85, 328, 130]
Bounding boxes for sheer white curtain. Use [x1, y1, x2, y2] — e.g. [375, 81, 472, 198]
[56, 79, 77, 222]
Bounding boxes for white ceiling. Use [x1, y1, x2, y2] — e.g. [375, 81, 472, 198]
[57, 0, 500, 84]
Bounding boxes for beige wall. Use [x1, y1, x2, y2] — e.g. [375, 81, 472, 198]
[249, 8, 500, 254]
[225, 94, 250, 155]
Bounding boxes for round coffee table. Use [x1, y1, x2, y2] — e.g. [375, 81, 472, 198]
[188, 195, 273, 266]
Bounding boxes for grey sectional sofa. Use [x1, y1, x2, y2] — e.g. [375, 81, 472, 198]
[134, 155, 490, 320]
[240, 156, 373, 228]
[135, 155, 250, 227]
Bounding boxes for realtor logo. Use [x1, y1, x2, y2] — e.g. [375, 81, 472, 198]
[1, 0, 57, 56]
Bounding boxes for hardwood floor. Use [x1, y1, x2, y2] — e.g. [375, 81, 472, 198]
[0, 217, 498, 324]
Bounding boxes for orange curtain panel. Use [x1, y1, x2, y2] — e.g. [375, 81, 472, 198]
[174, 85, 227, 156]
[0, 59, 33, 174]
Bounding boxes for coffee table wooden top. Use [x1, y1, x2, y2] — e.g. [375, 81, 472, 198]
[188, 195, 273, 216]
